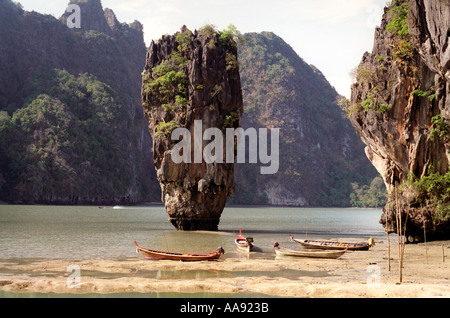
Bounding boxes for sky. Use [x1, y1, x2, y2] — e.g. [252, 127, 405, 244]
[17, 0, 389, 98]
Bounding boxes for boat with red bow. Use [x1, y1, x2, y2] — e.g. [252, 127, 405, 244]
[234, 229, 254, 252]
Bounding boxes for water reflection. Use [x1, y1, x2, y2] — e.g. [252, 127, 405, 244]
[0, 264, 336, 282]
[130, 268, 334, 280]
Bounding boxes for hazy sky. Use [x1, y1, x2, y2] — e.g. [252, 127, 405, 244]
[17, 0, 388, 97]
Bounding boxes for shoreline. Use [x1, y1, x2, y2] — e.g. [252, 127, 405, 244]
[0, 202, 383, 209]
[0, 241, 449, 298]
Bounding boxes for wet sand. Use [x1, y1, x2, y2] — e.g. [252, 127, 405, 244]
[0, 240, 449, 298]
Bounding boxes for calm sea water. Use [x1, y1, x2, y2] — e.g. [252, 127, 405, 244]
[0, 205, 384, 260]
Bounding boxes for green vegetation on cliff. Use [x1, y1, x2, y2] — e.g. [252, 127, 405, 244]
[143, 51, 189, 112]
[409, 171, 450, 223]
[430, 115, 450, 142]
[385, 0, 409, 36]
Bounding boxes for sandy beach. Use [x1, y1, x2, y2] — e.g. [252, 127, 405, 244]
[0, 239, 449, 298]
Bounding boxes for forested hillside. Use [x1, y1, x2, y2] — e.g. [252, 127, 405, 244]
[0, 0, 159, 204]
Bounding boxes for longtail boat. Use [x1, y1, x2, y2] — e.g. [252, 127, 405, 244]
[134, 241, 224, 261]
[273, 242, 347, 259]
[235, 229, 254, 252]
[289, 234, 373, 251]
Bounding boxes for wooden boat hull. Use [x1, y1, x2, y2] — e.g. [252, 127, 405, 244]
[235, 238, 254, 252]
[134, 241, 224, 261]
[274, 248, 346, 259]
[235, 230, 254, 252]
[273, 243, 347, 259]
[289, 235, 371, 251]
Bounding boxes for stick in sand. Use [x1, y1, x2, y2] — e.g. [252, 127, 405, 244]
[443, 245, 445, 263]
[423, 220, 428, 264]
[385, 212, 391, 271]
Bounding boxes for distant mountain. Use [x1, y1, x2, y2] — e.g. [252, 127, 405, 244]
[229, 32, 378, 206]
[0, 0, 159, 204]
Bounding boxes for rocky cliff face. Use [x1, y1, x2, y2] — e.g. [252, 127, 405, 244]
[142, 26, 243, 230]
[349, 0, 449, 241]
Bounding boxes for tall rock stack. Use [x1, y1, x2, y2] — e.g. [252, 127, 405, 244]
[349, 0, 449, 241]
[142, 26, 243, 230]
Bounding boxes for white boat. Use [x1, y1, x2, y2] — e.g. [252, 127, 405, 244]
[235, 229, 254, 252]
